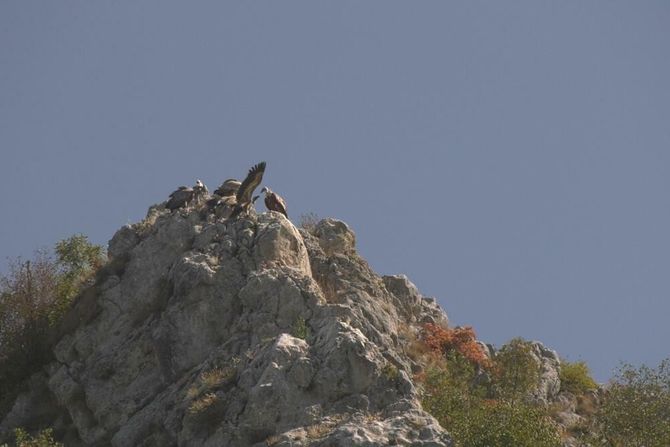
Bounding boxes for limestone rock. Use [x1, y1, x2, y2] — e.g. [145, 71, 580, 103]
[107, 225, 139, 260]
[1, 209, 452, 446]
[529, 341, 562, 404]
[313, 219, 356, 256]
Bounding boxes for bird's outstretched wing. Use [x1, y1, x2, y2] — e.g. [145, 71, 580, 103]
[236, 162, 266, 204]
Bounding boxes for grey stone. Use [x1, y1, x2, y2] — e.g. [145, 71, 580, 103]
[313, 218, 356, 256]
[2, 210, 455, 446]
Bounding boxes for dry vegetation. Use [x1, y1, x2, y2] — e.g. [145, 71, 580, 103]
[297, 212, 321, 233]
[186, 366, 237, 400]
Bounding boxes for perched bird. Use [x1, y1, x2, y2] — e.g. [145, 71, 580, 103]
[193, 179, 209, 203]
[230, 162, 266, 218]
[206, 194, 238, 219]
[214, 179, 241, 197]
[261, 187, 288, 218]
[166, 179, 208, 211]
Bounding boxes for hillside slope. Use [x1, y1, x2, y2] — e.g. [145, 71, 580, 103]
[1, 205, 456, 446]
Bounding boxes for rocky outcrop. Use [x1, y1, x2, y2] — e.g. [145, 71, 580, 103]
[1, 208, 452, 446]
[528, 341, 562, 404]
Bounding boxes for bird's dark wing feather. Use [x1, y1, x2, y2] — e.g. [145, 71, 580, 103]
[169, 186, 189, 199]
[275, 193, 288, 217]
[236, 162, 266, 204]
[215, 179, 241, 197]
[169, 186, 192, 198]
[166, 188, 193, 210]
[266, 192, 288, 217]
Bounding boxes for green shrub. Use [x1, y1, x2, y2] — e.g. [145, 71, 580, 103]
[0, 252, 58, 415]
[596, 359, 670, 447]
[0, 235, 104, 417]
[492, 338, 540, 401]
[51, 234, 105, 322]
[457, 400, 561, 447]
[560, 359, 598, 395]
[421, 352, 483, 426]
[420, 338, 562, 447]
[2, 428, 64, 447]
[381, 363, 400, 384]
[291, 317, 310, 340]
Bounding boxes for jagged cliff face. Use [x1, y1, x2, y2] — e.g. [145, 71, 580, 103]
[1, 206, 452, 446]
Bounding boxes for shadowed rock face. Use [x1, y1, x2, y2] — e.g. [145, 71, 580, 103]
[0, 208, 452, 446]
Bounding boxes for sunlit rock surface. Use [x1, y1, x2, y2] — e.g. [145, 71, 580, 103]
[1, 206, 453, 446]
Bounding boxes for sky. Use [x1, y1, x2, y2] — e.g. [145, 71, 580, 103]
[1, 1, 668, 382]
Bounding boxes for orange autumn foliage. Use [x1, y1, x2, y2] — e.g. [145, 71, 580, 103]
[422, 323, 491, 369]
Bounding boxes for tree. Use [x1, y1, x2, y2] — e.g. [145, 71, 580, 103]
[0, 251, 59, 409]
[0, 235, 104, 416]
[51, 234, 105, 322]
[596, 359, 670, 447]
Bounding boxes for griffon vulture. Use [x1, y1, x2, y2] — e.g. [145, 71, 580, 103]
[261, 187, 288, 218]
[206, 194, 238, 218]
[214, 179, 242, 197]
[230, 162, 266, 218]
[166, 179, 208, 210]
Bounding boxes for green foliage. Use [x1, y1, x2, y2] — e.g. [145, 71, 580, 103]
[55, 234, 104, 274]
[493, 338, 540, 401]
[456, 400, 562, 447]
[560, 359, 598, 395]
[0, 235, 104, 417]
[420, 338, 562, 447]
[51, 234, 105, 323]
[0, 252, 58, 414]
[291, 317, 310, 340]
[421, 352, 484, 426]
[6, 428, 63, 447]
[596, 359, 670, 447]
[382, 363, 400, 384]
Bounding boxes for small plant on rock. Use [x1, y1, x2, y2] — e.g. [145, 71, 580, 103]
[8, 428, 63, 447]
[382, 363, 400, 384]
[188, 392, 220, 416]
[291, 316, 310, 340]
[186, 366, 236, 400]
[559, 359, 598, 395]
[298, 212, 321, 233]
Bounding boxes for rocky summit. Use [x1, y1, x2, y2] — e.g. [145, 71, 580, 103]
[0, 203, 460, 446]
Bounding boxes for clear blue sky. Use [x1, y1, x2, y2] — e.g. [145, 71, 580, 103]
[1, 2, 668, 382]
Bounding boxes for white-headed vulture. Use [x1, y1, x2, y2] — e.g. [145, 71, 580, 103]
[261, 187, 288, 218]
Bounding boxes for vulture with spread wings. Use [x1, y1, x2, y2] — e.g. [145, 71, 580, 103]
[229, 162, 266, 218]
